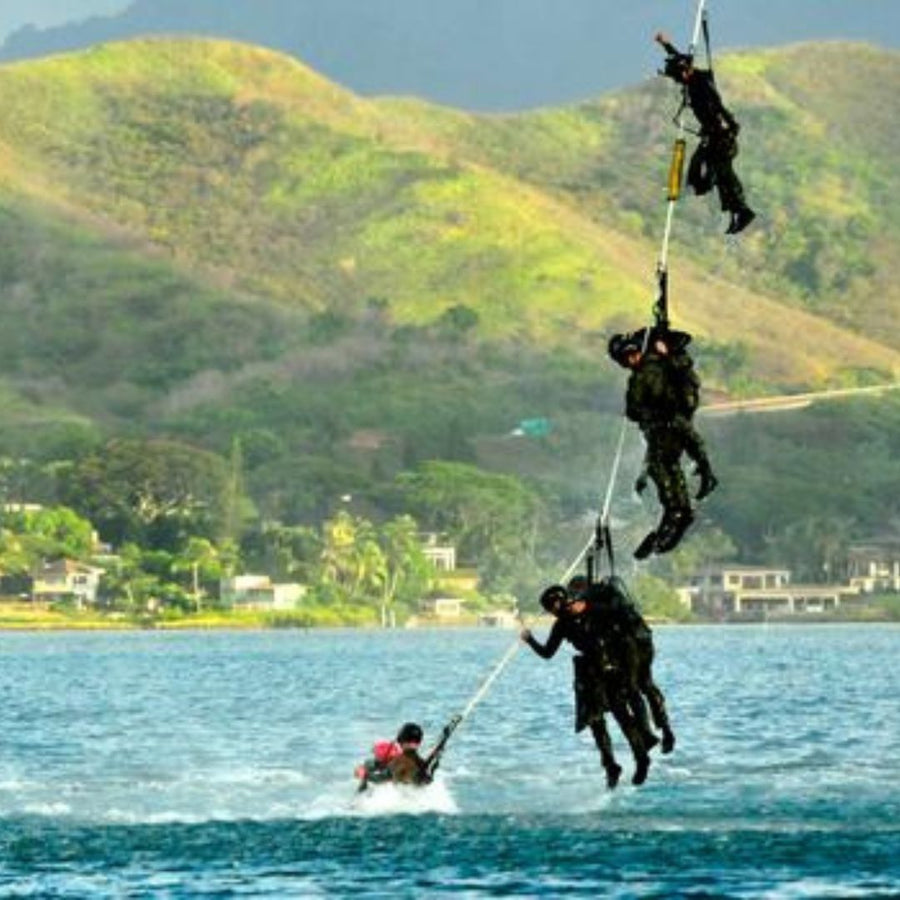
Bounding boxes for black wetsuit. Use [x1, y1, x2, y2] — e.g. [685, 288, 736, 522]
[524, 603, 649, 786]
[682, 70, 749, 217]
[585, 578, 675, 752]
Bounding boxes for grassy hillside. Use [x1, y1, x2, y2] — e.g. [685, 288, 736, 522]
[0, 37, 899, 533]
[421, 42, 900, 348]
[1, 39, 898, 391]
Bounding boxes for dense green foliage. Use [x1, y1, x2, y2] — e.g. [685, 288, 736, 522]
[0, 39, 899, 616]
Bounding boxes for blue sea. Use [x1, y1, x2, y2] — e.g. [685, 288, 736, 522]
[0, 624, 898, 897]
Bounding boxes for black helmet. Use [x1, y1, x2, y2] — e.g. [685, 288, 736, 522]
[566, 574, 590, 598]
[663, 53, 693, 82]
[539, 584, 569, 614]
[608, 333, 632, 365]
[396, 722, 423, 744]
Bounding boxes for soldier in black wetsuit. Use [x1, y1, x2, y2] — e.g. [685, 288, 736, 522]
[568, 574, 675, 754]
[656, 32, 756, 235]
[520, 585, 651, 788]
[609, 327, 717, 558]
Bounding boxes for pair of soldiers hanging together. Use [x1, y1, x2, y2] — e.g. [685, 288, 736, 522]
[608, 321, 717, 559]
[520, 575, 675, 789]
[656, 31, 756, 235]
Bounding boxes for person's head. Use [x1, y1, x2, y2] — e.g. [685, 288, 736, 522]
[608, 333, 642, 369]
[663, 53, 693, 83]
[396, 722, 423, 748]
[566, 574, 590, 599]
[539, 584, 570, 617]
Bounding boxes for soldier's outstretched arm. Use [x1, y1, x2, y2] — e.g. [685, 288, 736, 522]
[521, 621, 565, 659]
[655, 32, 681, 57]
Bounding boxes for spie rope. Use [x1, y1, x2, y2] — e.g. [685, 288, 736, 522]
[439, 0, 713, 757]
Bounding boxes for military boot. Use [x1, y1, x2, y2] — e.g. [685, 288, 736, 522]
[727, 206, 756, 235]
[661, 726, 676, 755]
[654, 508, 694, 555]
[632, 753, 651, 786]
[605, 761, 623, 789]
[634, 529, 658, 560]
[696, 467, 719, 501]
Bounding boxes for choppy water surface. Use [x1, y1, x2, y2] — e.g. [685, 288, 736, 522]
[0, 625, 898, 897]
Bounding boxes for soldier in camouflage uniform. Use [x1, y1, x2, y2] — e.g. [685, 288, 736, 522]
[568, 574, 676, 754]
[609, 327, 717, 558]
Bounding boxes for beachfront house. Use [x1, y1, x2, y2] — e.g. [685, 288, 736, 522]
[220, 574, 306, 611]
[845, 538, 900, 593]
[679, 564, 862, 619]
[31, 559, 106, 608]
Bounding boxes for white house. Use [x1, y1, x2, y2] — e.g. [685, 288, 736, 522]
[846, 540, 900, 592]
[421, 533, 456, 572]
[220, 574, 306, 611]
[31, 559, 105, 608]
[681, 564, 860, 618]
[419, 596, 465, 619]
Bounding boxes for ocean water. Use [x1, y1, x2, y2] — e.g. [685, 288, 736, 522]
[0, 624, 897, 897]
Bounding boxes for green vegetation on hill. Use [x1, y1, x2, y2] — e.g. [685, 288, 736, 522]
[0, 38, 899, 603]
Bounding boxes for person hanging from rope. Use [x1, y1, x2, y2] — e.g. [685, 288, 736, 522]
[628, 323, 718, 502]
[567, 574, 675, 754]
[655, 31, 755, 235]
[354, 717, 460, 790]
[608, 326, 716, 558]
[520, 585, 652, 788]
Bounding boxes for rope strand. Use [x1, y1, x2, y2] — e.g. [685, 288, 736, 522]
[436, 0, 712, 759]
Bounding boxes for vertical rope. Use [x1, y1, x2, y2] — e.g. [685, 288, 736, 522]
[434, 0, 714, 755]
[657, 0, 709, 311]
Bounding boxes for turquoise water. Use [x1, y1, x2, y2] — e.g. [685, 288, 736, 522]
[0, 625, 898, 897]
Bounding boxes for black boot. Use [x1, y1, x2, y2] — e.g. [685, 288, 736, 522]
[632, 753, 651, 786]
[634, 529, 658, 560]
[654, 508, 694, 555]
[605, 762, 623, 789]
[661, 727, 676, 755]
[696, 468, 719, 501]
[727, 206, 756, 235]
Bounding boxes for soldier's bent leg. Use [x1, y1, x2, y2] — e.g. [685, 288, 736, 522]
[636, 645, 675, 753]
[642, 676, 675, 754]
[624, 638, 658, 749]
[589, 719, 622, 789]
[673, 416, 718, 500]
[687, 143, 714, 196]
[609, 700, 651, 786]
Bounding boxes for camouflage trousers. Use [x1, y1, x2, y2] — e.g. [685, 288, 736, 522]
[642, 423, 691, 514]
[671, 414, 713, 477]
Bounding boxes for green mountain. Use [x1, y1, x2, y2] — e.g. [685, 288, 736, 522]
[0, 38, 898, 525]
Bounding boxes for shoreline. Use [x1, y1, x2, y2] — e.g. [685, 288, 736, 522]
[0, 616, 896, 632]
